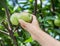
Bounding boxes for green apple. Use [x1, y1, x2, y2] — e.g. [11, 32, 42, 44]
[54, 18, 60, 27]
[10, 12, 32, 25]
[10, 13, 19, 25]
[17, 12, 32, 22]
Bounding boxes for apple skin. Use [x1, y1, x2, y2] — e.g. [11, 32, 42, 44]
[10, 12, 32, 25]
[10, 13, 19, 25]
[54, 18, 60, 27]
[17, 12, 32, 22]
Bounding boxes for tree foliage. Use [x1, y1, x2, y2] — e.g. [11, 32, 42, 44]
[0, 0, 60, 46]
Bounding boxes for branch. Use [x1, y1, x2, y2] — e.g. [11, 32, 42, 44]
[0, 40, 5, 46]
[5, 7, 13, 30]
[14, 26, 21, 36]
[14, 26, 19, 32]
[40, 0, 43, 18]
[50, 0, 58, 29]
[2, 21, 10, 31]
[33, 0, 37, 16]
[1, 0, 13, 30]
[51, 0, 55, 15]
[0, 30, 9, 36]
[39, 0, 45, 31]
[40, 0, 42, 8]
[5, 5, 18, 46]
[5, 6, 18, 46]
[1, 0, 18, 46]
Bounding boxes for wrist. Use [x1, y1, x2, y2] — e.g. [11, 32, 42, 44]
[31, 27, 42, 40]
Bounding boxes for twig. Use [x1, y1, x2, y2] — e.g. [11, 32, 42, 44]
[33, 0, 37, 16]
[2, 21, 10, 31]
[5, 7, 13, 30]
[2, 21, 18, 46]
[0, 30, 9, 36]
[51, 0, 58, 29]
[39, 0, 45, 31]
[1, 0, 13, 30]
[0, 40, 5, 46]
[40, 0, 43, 18]
[51, 0, 55, 15]
[13, 26, 21, 37]
[1, 0, 18, 46]
[14, 26, 19, 32]
[5, 8, 18, 46]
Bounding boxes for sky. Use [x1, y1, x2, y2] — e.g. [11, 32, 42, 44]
[8, 0, 50, 11]
[8, 0, 49, 7]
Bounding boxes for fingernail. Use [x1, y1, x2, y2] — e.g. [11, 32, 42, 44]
[18, 19, 22, 23]
[19, 19, 22, 21]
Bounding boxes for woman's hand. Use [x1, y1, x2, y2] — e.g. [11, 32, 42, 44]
[19, 15, 40, 40]
[19, 15, 60, 46]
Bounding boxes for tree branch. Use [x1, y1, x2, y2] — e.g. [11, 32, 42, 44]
[1, 0, 18, 46]
[5, 6, 18, 46]
[1, 0, 13, 30]
[33, 0, 37, 16]
[5, 5, 18, 46]
[39, 0, 45, 31]
[14, 26, 19, 32]
[2, 21, 10, 31]
[5, 7, 13, 30]
[0, 39, 5, 46]
[40, 0, 43, 18]
[0, 30, 9, 36]
[51, 0, 55, 15]
[2, 21, 18, 46]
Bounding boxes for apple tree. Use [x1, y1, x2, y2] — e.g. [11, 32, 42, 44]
[0, 0, 60, 46]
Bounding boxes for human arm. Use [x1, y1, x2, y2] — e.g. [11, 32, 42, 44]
[19, 15, 60, 46]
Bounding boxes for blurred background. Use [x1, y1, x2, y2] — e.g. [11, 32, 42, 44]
[0, 0, 60, 46]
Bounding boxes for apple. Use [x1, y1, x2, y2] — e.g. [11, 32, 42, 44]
[10, 12, 32, 25]
[54, 18, 60, 27]
[10, 13, 18, 25]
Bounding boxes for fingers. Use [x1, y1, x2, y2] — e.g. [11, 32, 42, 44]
[19, 19, 29, 29]
[32, 15, 38, 23]
[32, 15, 36, 20]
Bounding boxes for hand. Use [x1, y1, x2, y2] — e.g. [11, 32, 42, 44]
[19, 15, 60, 46]
[19, 15, 40, 40]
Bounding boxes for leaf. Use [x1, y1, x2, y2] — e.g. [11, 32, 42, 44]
[0, 24, 5, 30]
[54, 29, 60, 34]
[14, 31, 19, 37]
[24, 37, 33, 43]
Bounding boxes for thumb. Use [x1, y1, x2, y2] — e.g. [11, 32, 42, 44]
[19, 19, 29, 27]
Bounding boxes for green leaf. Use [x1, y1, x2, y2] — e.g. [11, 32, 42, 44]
[14, 31, 19, 37]
[24, 37, 33, 43]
